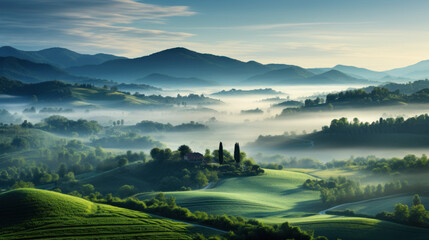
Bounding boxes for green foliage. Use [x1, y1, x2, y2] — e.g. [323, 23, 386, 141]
[135, 93, 222, 106]
[0, 124, 57, 153]
[91, 133, 164, 149]
[140, 147, 263, 192]
[234, 143, 240, 163]
[413, 194, 422, 206]
[118, 185, 135, 198]
[393, 203, 410, 222]
[11, 180, 35, 189]
[304, 177, 408, 205]
[151, 147, 173, 163]
[375, 195, 429, 228]
[218, 142, 223, 165]
[364, 79, 429, 94]
[118, 157, 128, 167]
[179, 145, 192, 159]
[36, 115, 101, 136]
[80, 184, 95, 195]
[409, 204, 428, 225]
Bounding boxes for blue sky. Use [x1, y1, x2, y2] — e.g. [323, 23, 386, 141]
[1, 0, 429, 70]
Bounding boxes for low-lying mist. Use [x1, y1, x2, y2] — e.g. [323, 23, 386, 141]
[2, 84, 429, 162]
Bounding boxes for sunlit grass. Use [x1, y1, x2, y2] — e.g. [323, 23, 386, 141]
[0, 188, 217, 239]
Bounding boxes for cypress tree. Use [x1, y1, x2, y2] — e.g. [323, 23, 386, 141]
[413, 194, 422, 206]
[218, 142, 223, 165]
[234, 142, 240, 163]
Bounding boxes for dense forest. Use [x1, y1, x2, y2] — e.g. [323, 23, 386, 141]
[278, 85, 429, 117]
[364, 79, 429, 94]
[303, 177, 409, 205]
[252, 114, 429, 149]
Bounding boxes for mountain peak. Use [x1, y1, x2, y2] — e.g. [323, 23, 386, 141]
[155, 47, 196, 55]
[0, 46, 18, 50]
[321, 69, 350, 76]
[0, 46, 124, 68]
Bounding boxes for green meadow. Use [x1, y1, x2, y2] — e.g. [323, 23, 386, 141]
[333, 193, 429, 216]
[137, 169, 323, 223]
[0, 188, 220, 239]
[136, 169, 429, 240]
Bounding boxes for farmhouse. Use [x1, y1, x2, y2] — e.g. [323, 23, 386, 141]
[184, 152, 204, 163]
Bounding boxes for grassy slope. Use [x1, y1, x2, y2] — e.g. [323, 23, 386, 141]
[71, 87, 157, 107]
[137, 169, 429, 240]
[289, 168, 397, 185]
[333, 193, 429, 216]
[78, 162, 154, 194]
[137, 170, 323, 223]
[294, 215, 429, 240]
[0, 188, 219, 239]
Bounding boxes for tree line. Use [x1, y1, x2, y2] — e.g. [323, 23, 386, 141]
[304, 176, 410, 205]
[78, 191, 325, 240]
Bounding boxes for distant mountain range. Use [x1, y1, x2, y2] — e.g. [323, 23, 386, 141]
[248, 66, 372, 85]
[0, 56, 91, 83]
[385, 60, 429, 79]
[1, 46, 429, 87]
[67, 47, 274, 83]
[0, 46, 124, 68]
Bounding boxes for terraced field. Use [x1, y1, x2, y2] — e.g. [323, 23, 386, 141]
[0, 189, 221, 239]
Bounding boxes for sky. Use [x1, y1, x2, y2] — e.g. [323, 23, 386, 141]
[1, 0, 429, 70]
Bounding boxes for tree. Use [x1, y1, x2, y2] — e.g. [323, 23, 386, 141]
[413, 194, 422, 206]
[11, 137, 30, 149]
[409, 204, 427, 225]
[118, 185, 135, 198]
[204, 149, 212, 162]
[11, 180, 34, 189]
[178, 145, 192, 160]
[234, 142, 241, 163]
[393, 203, 409, 222]
[194, 171, 208, 188]
[118, 157, 129, 167]
[150, 148, 161, 161]
[80, 184, 95, 195]
[150, 147, 172, 162]
[218, 142, 223, 165]
[58, 163, 67, 178]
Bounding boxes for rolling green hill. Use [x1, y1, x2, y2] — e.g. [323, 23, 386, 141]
[0, 188, 220, 239]
[294, 215, 429, 240]
[136, 169, 429, 240]
[137, 169, 323, 223]
[0, 76, 158, 107]
[333, 193, 429, 216]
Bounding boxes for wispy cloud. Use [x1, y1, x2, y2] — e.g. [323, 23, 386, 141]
[0, 0, 195, 55]
[185, 22, 371, 31]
